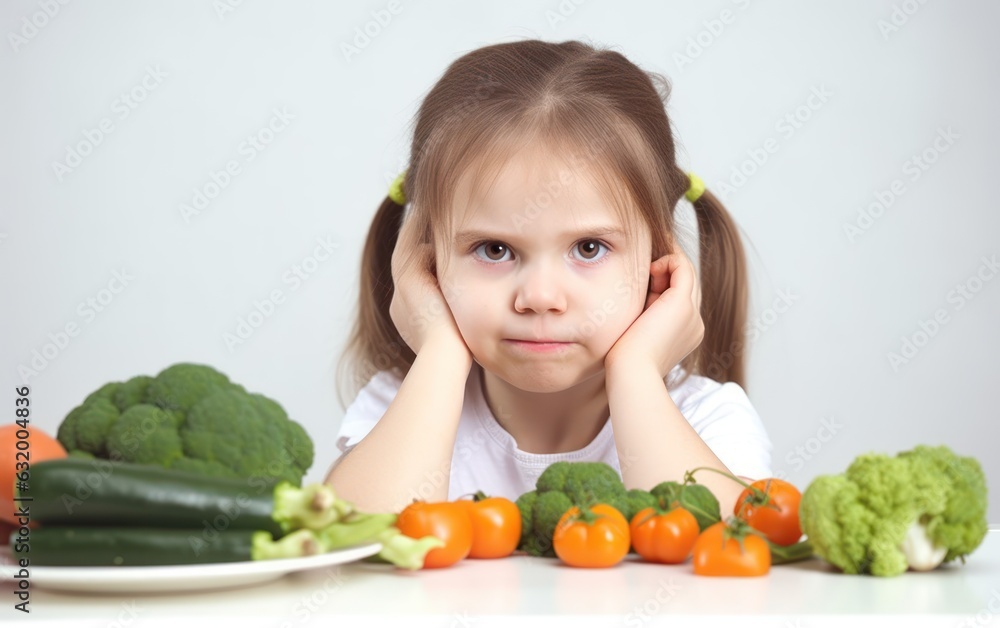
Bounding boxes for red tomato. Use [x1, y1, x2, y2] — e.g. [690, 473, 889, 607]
[396, 500, 472, 569]
[692, 519, 771, 577]
[734, 478, 802, 546]
[456, 493, 521, 559]
[630, 505, 699, 564]
[552, 503, 630, 568]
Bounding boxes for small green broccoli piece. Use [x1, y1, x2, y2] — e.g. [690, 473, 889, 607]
[516, 461, 629, 557]
[800, 444, 988, 576]
[649, 480, 721, 531]
[106, 404, 183, 467]
[112, 375, 154, 412]
[59, 398, 120, 457]
[83, 382, 120, 405]
[248, 393, 315, 473]
[626, 488, 657, 521]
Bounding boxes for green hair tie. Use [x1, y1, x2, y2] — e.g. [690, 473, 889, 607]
[388, 170, 407, 205]
[685, 172, 705, 203]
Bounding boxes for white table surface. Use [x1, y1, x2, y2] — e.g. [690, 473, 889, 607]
[3, 530, 999, 622]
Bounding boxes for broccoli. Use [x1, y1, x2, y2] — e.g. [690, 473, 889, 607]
[516, 461, 633, 557]
[56, 363, 315, 486]
[799, 444, 988, 577]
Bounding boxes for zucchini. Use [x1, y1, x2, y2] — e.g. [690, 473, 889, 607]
[12, 526, 322, 566]
[25, 458, 350, 537]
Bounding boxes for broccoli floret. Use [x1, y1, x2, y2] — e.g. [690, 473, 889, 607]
[516, 461, 629, 557]
[106, 404, 183, 467]
[83, 382, 120, 405]
[626, 488, 658, 521]
[144, 363, 233, 413]
[112, 375, 154, 412]
[169, 456, 241, 479]
[59, 398, 120, 457]
[800, 444, 988, 577]
[182, 388, 306, 486]
[54, 362, 315, 486]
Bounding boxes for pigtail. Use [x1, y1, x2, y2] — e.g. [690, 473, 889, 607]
[687, 188, 750, 390]
[334, 192, 417, 410]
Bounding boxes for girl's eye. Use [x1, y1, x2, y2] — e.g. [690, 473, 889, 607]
[572, 240, 609, 263]
[471, 240, 610, 265]
[474, 242, 513, 263]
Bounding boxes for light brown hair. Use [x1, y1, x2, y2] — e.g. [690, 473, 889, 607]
[336, 39, 750, 409]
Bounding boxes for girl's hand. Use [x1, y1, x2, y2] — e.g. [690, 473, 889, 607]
[389, 211, 470, 357]
[605, 245, 705, 379]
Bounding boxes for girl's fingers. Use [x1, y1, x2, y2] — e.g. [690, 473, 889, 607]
[657, 251, 694, 296]
[650, 250, 702, 310]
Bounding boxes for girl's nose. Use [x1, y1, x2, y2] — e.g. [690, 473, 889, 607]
[513, 262, 567, 314]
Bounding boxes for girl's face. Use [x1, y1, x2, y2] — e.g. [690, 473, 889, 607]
[436, 148, 652, 392]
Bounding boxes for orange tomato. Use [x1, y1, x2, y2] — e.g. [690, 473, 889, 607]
[396, 500, 472, 569]
[630, 505, 700, 564]
[456, 492, 522, 559]
[692, 519, 771, 577]
[1, 424, 67, 525]
[734, 478, 802, 546]
[552, 503, 630, 568]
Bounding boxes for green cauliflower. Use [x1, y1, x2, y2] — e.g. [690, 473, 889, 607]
[516, 461, 633, 557]
[56, 363, 314, 486]
[799, 444, 988, 576]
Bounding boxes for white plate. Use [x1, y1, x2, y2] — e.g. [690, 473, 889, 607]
[0, 542, 382, 594]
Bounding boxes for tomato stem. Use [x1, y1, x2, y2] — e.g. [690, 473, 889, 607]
[684, 466, 770, 508]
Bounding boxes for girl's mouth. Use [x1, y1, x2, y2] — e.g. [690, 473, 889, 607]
[504, 340, 574, 353]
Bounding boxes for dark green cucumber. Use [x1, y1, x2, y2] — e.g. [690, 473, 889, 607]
[14, 526, 266, 566]
[25, 458, 284, 537]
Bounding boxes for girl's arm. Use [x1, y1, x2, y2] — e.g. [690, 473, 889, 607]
[605, 361, 747, 516]
[325, 333, 473, 514]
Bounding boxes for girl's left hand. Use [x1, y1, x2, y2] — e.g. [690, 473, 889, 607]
[605, 246, 705, 379]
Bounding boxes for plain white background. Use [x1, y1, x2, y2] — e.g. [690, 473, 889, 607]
[2, 1, 998, 523]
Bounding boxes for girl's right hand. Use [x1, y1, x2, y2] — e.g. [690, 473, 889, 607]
[389, 211, 470, 358]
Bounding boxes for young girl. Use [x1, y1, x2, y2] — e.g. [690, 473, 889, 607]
[325, 39, 772, 517]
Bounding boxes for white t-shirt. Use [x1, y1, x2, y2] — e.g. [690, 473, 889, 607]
[332, 363, 772, 502]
